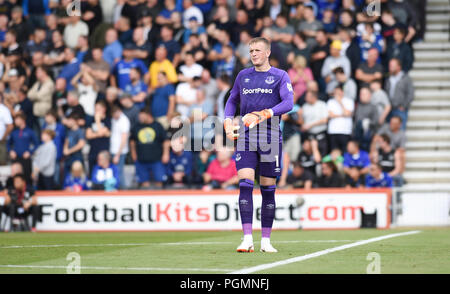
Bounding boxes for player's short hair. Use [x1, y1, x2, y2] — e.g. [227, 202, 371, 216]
[249, 37, 271, 50]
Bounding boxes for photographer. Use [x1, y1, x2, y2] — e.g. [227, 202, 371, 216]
[2, 174, 39, 232]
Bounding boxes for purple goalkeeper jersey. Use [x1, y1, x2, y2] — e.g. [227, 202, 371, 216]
[224, 66, 294, 144]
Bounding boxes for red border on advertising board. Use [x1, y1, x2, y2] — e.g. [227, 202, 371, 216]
[0, 188, 392, 231]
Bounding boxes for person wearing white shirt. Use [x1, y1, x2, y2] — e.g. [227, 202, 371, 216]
[182, 0, 204, 28]
[327, 85, 355, 153]
[301, 90, 329, 156]
[178, 52, 204, 82]
[0, 101, 13, 165]
[110, 106, 130, 188]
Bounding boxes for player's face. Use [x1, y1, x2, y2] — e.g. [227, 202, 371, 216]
[249, 42, 270, 67]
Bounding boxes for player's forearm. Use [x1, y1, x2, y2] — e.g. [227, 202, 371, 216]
[271, 97, 294, 117]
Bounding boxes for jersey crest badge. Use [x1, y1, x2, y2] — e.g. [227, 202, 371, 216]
[265, 76, 275, 85]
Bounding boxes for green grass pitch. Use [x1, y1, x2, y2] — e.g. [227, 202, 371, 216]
[0, 228, 449, 274]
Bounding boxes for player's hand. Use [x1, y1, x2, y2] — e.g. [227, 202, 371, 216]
[224, 118, 240, 141]
[242, 109, 272, 129]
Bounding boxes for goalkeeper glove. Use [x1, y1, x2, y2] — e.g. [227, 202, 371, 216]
[242, 109, 273, 129]
[224, 118, 240, 140]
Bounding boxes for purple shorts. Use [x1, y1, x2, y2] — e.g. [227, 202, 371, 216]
[234, 141, 283, 178]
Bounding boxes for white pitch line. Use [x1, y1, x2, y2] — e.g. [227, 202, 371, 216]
[229, 230, 422, 274]
[0, 240, 355, 249]
[0, 264, 234, 272]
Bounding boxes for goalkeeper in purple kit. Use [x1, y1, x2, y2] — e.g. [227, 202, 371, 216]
[223, 37, 294, 253]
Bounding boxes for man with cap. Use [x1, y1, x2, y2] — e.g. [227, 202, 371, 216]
[321, 39, 352, 95]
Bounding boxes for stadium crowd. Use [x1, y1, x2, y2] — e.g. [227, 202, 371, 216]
[0, 0, 422, 193]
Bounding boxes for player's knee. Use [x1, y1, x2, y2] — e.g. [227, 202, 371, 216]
[239, 179, 254, 190]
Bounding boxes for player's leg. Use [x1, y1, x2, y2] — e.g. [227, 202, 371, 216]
[235, 150, 258, 253]
[258, 143, 282, 253]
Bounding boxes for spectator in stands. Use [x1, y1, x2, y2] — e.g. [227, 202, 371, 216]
[103, 28, 123, 68]
[0, 96, 13, 165]
[338, 28, 361, 78]
[280, 162, 314, 190]
[8, 6, 31, 44]
[43, 110, 65, 187]
[300, 90, 329, 156]
[124, 67, 148, 110]
[157, 25, 181, 67]
[63, 160, 88, 192]
[317, 161, 344, 188]
[287, 32, 311, 67]
[166, 135, 193, 188]
[181, 33, 208, 68]
[371, 115, 406, 182]
[60, 90, 86, 128]
[327, 85, 354, 153]
[322, 148, 344, 173]
[130, 26, 153, 68]
[83, 47, 111, 96]
[207, 28, 233, 77]
[182, 0, 204, 29]
[118, 93, 140, 131]
[297, 138, 322, 177]
[356, 22, 384, 63]
[178, 51, 204, 83]
[130, 109, 170, 189]
[355, 47, 383, 88]
[85, 100, 111, 177]
[215, 44, 236, 78]
[271, 13, 295, 57]
[111, 43, 148, 91]
[58, 48, 80, 92]
[370, 80, 391, 126]
[81, 0, 103, 36]
[91, 150, 119, 191]
[32, 129, 56, 190]
[151, 72, 176, 130]
[115, 16, 133, 46]
[148, 45, 178, 90]
[288, 55, 314, 102]
[182, 16, 207, 46]
[384, 25, 413, 73]
[202, 147, 238, 190]
[385, 58, 415, 130]
[322, 40, 352, 95]
[309, 30, 329, 93]
[63, 112, 86, 178]
[44, 30, 66, 77]
[7, 113, 38, 182]
[63, 9, 89, 49]
[353, 87, 379, 151]
[298, 3, 323, 47]
[175, 76, 203, 121]
[109, 105, 130, 189]
[365, 163, 393, 188]
[334, 66, 357, 101]
[374, 133, 404, 187]
[343, 140, 370, 188]
[70, 68, 98, 120]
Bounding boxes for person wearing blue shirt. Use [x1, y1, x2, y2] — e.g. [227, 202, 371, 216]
[111, 43, 148, 91]
[166, 136, 193, 188]
[58, 48, 80, 91]
[43, 110, 66, 187]
[343, 140, 371, 187]
[22, 0, 51, 28]
[91, 151, 120, 191]
[7, 113, 39, 183]
[124, 67, 148, 110]
[103, 28, 123, 68]
[366, 163, 393, 188]
[151, 72, 175, 130]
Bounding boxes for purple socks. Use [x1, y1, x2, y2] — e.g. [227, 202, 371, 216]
[239, 179, 277, 238]
[260, 185, 276, 238]
[239, 179, 254, 235]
